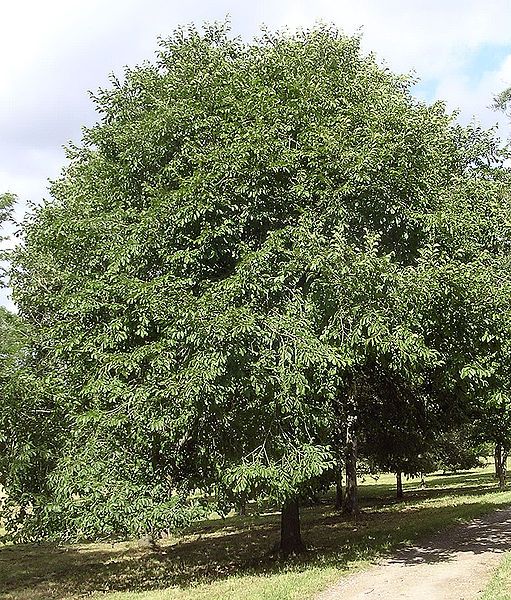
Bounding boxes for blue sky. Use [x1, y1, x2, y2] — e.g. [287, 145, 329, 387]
[414, 42, 511, 104]
[1, 0, 511, 309]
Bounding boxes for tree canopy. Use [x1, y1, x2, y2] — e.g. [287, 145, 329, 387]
[3, 23, 511, 551]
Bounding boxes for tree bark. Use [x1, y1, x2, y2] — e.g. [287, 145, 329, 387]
[396, 471, 403, 500]
[495, 443, 508, 490]
[151, 432, 162, 471]
[335, 459, 343, 511]
[238, 498, 247, 516]
[343, 415, 358, 515]
[280, 498, 304, 555]
[500, 449, 508, 490]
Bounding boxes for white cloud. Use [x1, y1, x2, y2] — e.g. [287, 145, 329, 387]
[433, 52, 511, 133]
[281, 1, 511, 77]
[274, 0, 511, 138]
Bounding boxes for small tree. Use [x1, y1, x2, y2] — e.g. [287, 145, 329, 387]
[360, 370, 437, 500]
[0, 193, 14, 287]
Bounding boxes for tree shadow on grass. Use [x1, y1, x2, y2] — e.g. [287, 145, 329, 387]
[1, 478, 510, 599]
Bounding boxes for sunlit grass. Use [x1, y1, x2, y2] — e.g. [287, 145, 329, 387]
[1, 466, 510, 600]
[481, 552, 511, 600]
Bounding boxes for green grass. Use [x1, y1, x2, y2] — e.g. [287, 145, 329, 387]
[482, 552, 511, 600]
[1, 467, 511, 600]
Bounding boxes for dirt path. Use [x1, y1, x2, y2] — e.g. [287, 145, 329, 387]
[317, 507, 511, 600]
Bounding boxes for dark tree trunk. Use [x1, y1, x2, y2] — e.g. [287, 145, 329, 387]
[499, 459, 508, 490]
[280, 498, 304, 555]
[396, 471, 403, 500]
[335, 460, 343, 511]
[238, 498, 247, 516]
[494, 443, 508, 490]
[151, 432, 162, 471]
[343, 415, 358, 515]
[500, 449, 508, 490]
[420, 472, 426, 489]
[147, 432, 163, 546]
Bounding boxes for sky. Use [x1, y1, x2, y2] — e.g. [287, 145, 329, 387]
[1, 0, 511, 309]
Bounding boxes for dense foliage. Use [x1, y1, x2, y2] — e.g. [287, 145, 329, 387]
[2, 23, 511, 550]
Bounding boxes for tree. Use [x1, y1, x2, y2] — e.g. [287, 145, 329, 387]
[472, 385, 511, 490]
[432, 426, 484, 473]
[494, 86, 511, 121]
[7, 23, 511, 551]
[359, 370, 437, 500]
[0, 193, 14, 287]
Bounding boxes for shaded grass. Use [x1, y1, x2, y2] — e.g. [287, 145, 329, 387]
[1, 468, 510, 600]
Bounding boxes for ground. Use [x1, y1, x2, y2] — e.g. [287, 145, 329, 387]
[1, 468, 511, 600]
[318, 506, 511, 600]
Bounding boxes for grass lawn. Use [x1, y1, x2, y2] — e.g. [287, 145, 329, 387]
[1, 467, 511, 600]
[482, 552, 511, 600]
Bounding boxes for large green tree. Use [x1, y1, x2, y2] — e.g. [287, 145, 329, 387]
[6, 23, 511, 552]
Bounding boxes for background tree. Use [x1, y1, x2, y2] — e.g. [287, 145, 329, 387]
[432, 426, 485, 473]
[0, 193, 15, 287]
[494, 86, 511, 121]
[359, 370, 437, 500]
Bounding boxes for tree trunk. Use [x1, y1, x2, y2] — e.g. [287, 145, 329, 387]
[343, 415, 358, 515]
[335, 460, 343, 511]
[495, 443, 508, 490]
[151, 432, 162, 471]
[500, 449, 508, 490]
[238, 498, 247, 516]
[280, 498, 304, 555]
[420, 472, 426, 489]
[148, 432, 163, 545]
[396, 471, 403, 500]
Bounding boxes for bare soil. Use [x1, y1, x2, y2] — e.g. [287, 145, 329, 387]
[317, 507, 511, 600]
